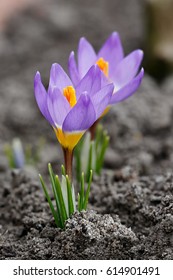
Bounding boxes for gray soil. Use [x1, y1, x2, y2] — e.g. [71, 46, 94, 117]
[0, 0, 173, 259]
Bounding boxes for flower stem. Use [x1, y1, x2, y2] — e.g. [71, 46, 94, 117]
[89, 120, 99, 140]
[63, 148, 73, 180]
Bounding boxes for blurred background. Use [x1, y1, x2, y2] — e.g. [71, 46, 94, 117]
[1, 0, 173, 174]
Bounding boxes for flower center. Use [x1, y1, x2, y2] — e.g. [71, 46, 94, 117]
[54, 127, 83, 150]
[63, 86, 77, 107]
[96, 57, 109, 77]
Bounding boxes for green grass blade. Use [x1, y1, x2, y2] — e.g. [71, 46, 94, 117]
[86, 141, 93, 182]
[48, 163, 55, 178]
[54, 175, 68, 225]
[48, 164, 62, 218]
[39, 174, 60, 228]
[95, 124, 102, 153]
[96, 134, 109, 174]
[66, 175, 74, 216]
[61, 175, 69, 216]
[48, 164, 66, 228]
[74, 148, 81, 183]
[71, 183, 76, 211]
[74, 138, 84, 182]
[83, 170, 93, 210]
[79, 172, 85, 210]
[77, 193, 81, 211]
[61, 165, 66, 176]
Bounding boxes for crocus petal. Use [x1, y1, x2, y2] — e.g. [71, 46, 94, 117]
[49, 63, 73, 92]
[113, 50, 144, 89]
[68, 51, 80, 86]
[75, 65, 102, 99]
[110, 68, 144, 105]
[34, 72, 54, 126]
[98, 32, 124, 80]
[63, 93, 96, 132]
[78, 37, 97, 78]
[47, 86, 71, 127]
[91, 83, 114, 118]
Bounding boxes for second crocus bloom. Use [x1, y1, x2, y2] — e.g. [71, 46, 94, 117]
[68, 32, 144, 106]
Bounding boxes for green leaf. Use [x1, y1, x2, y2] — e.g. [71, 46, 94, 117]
[48, 163, 67, 228]
[66, 175, 74, 216]
[48, 163, 60, 214]
[75, 150, 81, 183]
[77, 193, 81, 211]
[40, 164, 77, 229]
[74, 137, 84, 182]
[83, 170, 93, 210]
[71, 183, 76, 211]
[61, 175, 69, 216]
[61, 165, 66, 176]
[78, 172, 85, 211]
[39, 174, 60, 228]
[86, 141, 93, 182]
[96, 133, 109, 174]
[54, 175, 68, 225]
[95, 124, 102, 153]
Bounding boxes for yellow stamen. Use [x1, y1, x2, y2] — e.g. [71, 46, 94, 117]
[96, 57, 109, 77]
[63, 86, 77, 107]
[54, 127, 83, 151]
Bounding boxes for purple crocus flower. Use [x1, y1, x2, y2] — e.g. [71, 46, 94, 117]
[34, 63, 114, 152]
[68, 32, 144, 106]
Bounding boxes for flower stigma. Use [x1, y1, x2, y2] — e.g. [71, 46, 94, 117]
[96, 57, 109, 77]
[63, 86, 77, 107]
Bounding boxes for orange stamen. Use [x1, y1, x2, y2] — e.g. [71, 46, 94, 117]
[96, 57, 109, 77]
[63, 86, 77, 107]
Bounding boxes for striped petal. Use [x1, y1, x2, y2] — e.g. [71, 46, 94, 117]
[63, 93, 96, 132]
[91, 83, 114, 118]
[78, 37, 97, 78]
[98, 32, 124, 80]
[49, 63, 73, 92]
[68, 51, 80, 86]
[75, 65, 102, 99]
[34, 72, 54, 126]
[47, 86, 71, 127]
[112, 50, 144, 90]
[110, 68, 144, 105]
